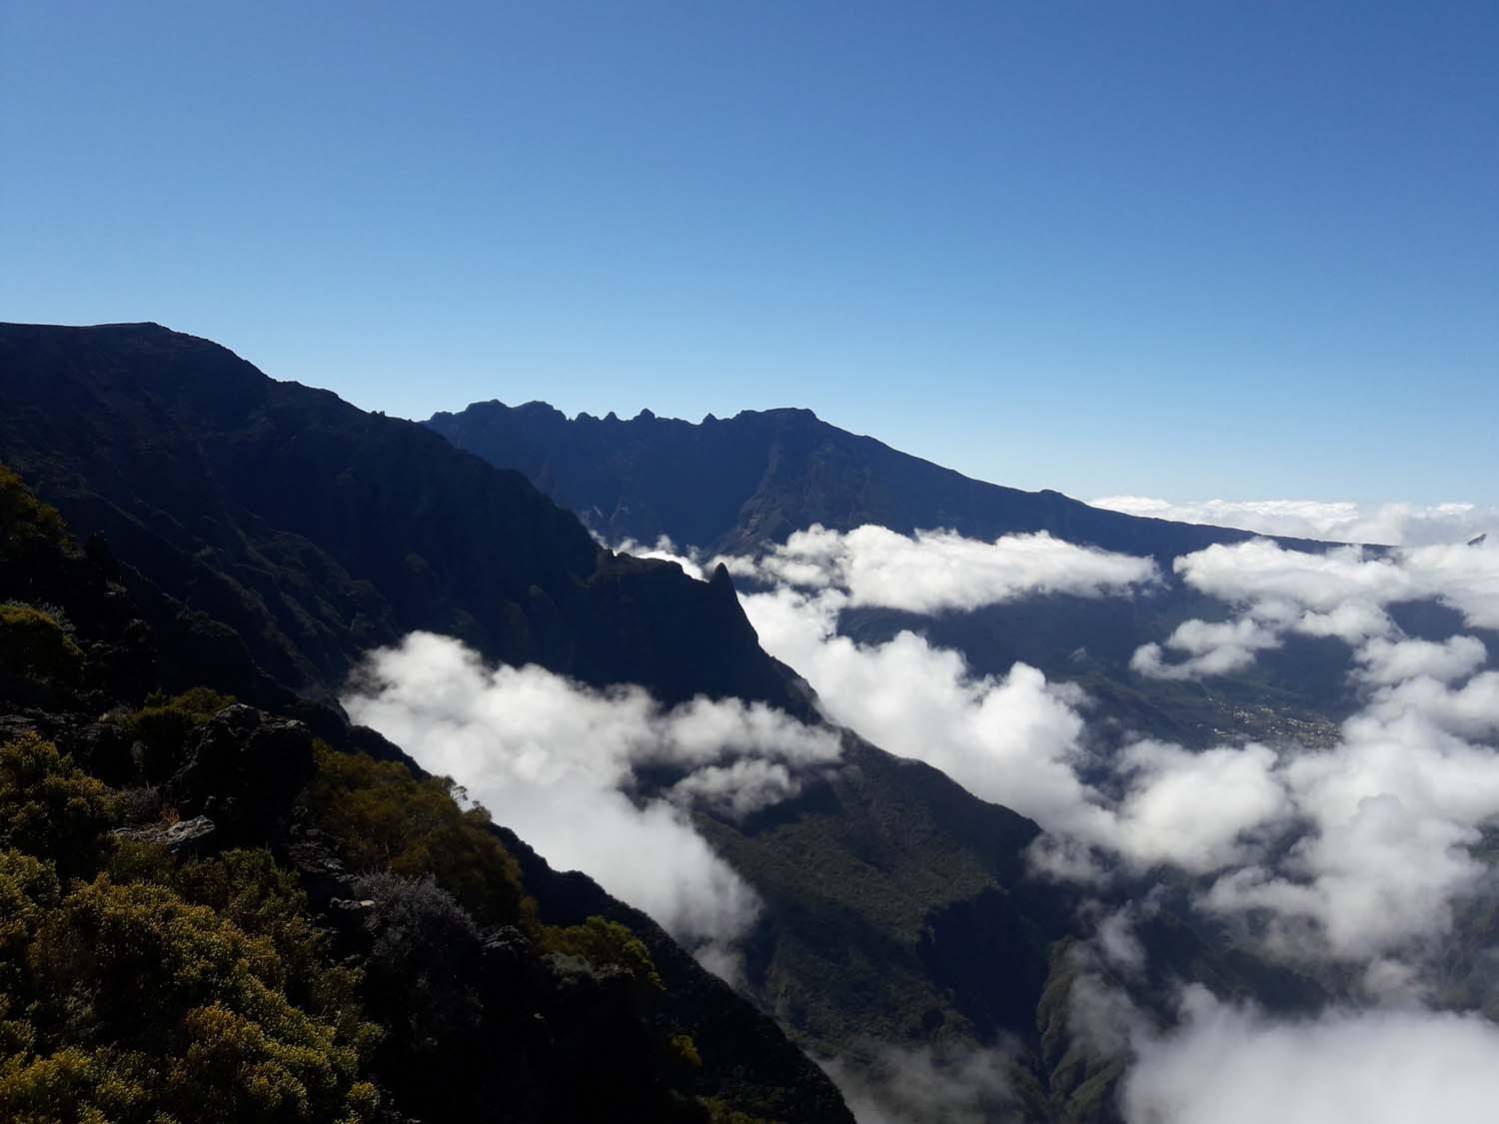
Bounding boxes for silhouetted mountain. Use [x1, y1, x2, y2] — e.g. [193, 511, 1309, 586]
[425, 400, 1326, 560]
[0, 323, 800, 714]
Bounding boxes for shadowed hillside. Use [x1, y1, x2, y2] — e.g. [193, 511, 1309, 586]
[425, 400, 1329, 560]
[0, 323, 800, 714]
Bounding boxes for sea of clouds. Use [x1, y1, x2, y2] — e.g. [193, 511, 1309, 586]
[1091, 495, 1498, 547]
[347, 520, 1499, 1122]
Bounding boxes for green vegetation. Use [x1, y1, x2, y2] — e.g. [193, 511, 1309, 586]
[541, 915, 665, 991]
[0, 604, 83, 685]
[0, 732, 380, 1123]
[0, 734, 120, 879]
[302, 744, 532, 927]
[0, 467, 69, 565]
[0, 463, 813, 1123]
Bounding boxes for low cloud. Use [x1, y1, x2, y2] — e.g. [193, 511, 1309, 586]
[821, 1040, 1017, 1124]
[1091, 496, 1498, 547]
[668, 524, 1158, 613]
[1134, 538, 1499, 679]
[1123, 986, 1499, 1124]
[738, 585, 1120, 848]
[721, 530, 1499, 968]
[342, 631, 841, 974]
[602, 522, 1499, 1116]
[1353, 635, 1488, 687]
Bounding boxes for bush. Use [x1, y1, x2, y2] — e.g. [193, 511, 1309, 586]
[122, 687, 235, 781]
[0, 850, 59, 988]
[0, 603, 83, 683]
[23, 876, 377, 1122]
[540, 916, 664, 992]
[0, 733, 120, 878]
[173, 850, 329, 1000]
[303, 746, 531, 927]
[353, 873, 483, 1051]
[0, 466, 69, 565]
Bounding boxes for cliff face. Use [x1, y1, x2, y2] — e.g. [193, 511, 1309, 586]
[0, 322, 802, 714]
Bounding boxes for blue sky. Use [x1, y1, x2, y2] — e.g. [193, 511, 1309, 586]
[3, 1, 1495, 504]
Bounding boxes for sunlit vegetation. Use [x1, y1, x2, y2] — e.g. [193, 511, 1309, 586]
[541, 915, 665, 991]
[302, 743, 533, 927]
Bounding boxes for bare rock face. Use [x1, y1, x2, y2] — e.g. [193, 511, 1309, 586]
[166, 703, 315, 846]
[111, 814, 216, 856]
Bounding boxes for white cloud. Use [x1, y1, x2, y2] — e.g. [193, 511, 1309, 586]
[1123, 986, 1499, 1124]
[1133, 538, 1499, 679]
[342, 631, 841, 973]
[739, 587, 1298, 882]
[821, 1040, 1016, 1124]
[1201, 688, 1499, 960]
[1353, 636, 1489, 687]
[610, 534, 708, 580]
[714, 524, 1158, 613]
[725, 528, 1499, 968]
[1091, 496, 1499, 547]
[738, 585, 1121, 849]
[1110, 741, 1289, 874]
[1130, 617, 1283, 679]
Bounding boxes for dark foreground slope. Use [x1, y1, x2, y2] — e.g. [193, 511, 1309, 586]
[0, 465, 851, 1122]
[425, 400, 1324, 561]
[0, 323, 799, 713]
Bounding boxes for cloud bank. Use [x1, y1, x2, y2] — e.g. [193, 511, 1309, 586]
[1123, 986, 1499, 1124]
[1092, 495, 1498, 547]
[1134, 537, 1499, 679]
[718, 525, 1159, 613]
[342, 631, 841, 972]
[605, 522, 1499, 1118]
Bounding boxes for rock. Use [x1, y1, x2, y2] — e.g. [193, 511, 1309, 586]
[167, 704, 315, 846]
[111, 815, 216, 855]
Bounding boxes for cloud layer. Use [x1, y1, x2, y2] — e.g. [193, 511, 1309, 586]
[1134, 537, 1499, 679]
[719, 525, 1159, 613]
[1092, 496, 1498, 547]
[342, 631, 841, 971]
[1124, 987, 1499, 1124]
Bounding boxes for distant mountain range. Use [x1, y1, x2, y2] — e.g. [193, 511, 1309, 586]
[425, 399, 1324, 561]
[425, 398, 1405, 744]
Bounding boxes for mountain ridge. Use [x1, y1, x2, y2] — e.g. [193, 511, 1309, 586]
[426, 397, 1338, 560]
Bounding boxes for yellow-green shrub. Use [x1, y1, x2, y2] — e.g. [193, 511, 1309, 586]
[0, 603, 83, 682]
[541, 916, 664, 991]
[0, 734, 119, 877]
[303, 745, 530, 927]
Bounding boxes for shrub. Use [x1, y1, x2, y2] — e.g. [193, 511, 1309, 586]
[303, 746, 531, 927]
[123, 687, 235, 781]
[540, 916, 664, 992]
[0, 466, 69, 565]
[0, 733, 120, 878]
[24, 876, 377, 1121]
[0, 603, 83, 682]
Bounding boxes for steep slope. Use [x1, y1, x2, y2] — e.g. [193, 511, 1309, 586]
[0, 323, 799, 714]
[424, 400, 1326, 560]
[0, 464, 851, 1122]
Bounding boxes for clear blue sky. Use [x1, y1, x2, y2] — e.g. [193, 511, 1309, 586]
[3, 1, 1496, 504]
